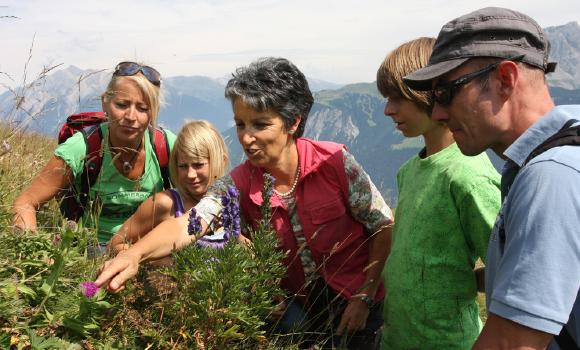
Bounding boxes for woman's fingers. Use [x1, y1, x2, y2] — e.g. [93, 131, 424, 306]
[336, 301, 369, 335]
[94, 253, 140, 293]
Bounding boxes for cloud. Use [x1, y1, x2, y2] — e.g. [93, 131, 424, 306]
[1, 0, 579, 85]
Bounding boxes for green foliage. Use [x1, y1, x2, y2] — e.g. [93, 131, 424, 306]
[96, 175, 287, 349]
[0, 222, 113, 345]
[0, 127, 290, 348]
[160, 225, 285, 349]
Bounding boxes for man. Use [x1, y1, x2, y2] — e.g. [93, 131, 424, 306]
[403, 7, 580, 350]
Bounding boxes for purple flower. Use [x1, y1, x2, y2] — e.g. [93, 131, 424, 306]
[263, 173, 275, 197]
[261, 173, 275, 220]
[188, 207, 202, 236]
[221, 186, 240, 240]
[80, 282, 99, 298]
[227, 186, 239, 198]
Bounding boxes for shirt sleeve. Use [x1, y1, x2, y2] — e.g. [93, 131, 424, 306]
[342, 149, 393, 235]
[488, 159, 580, 334]
[54, 131, 87, 179]
[452, 171, 501, 262]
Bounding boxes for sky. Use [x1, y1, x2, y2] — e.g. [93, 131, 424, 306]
[1, 0, 579, 86]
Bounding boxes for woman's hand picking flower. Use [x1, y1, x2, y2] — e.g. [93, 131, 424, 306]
[94, 250, 141, 293]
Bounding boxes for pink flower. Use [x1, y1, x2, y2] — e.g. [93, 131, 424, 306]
[80, 281, 100, 298]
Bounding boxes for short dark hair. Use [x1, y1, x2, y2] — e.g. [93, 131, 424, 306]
[225, 57, 314, 138]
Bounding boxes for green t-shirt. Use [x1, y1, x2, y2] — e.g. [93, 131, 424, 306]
[381, 143, 501, 350]
[55, 123, 176, 244]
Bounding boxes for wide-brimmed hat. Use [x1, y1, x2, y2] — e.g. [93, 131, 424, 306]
[404, 7, 557, 91]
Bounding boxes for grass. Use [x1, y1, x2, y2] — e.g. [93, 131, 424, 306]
[0, 124, 59, 229]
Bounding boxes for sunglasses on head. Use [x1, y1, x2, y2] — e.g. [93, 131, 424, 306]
[432, 55, 524, 106]
[114, 61, 161, 87]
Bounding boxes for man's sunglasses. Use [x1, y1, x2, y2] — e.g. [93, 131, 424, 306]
[114, 61, 161, 87]
[432, 55, 524, 106]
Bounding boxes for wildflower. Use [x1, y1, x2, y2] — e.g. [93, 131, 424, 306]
[263, 173, 275, 198]
[261, 173, 276, 220]
[188, 207, 202, 236]
[64, 220, 78, 232]
[80, 281, 100, 298]
[221, 186, 241, 241]
[227, 186, 239, 198]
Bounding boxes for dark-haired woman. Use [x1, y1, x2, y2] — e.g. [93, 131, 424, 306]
[96, 57, 393, 349]
[12, 62, 176, 249]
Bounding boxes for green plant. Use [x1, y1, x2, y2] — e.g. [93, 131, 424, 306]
[1, 150, 293, 349]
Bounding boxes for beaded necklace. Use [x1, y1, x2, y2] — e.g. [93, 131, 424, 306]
[273, 164, 301, 198]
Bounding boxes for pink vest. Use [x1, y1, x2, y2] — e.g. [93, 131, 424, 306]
[230, 138, 385, 302]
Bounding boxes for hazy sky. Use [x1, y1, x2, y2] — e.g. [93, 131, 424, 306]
[1, 0, 579, 85]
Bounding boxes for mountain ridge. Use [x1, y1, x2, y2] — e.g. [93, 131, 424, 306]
[2, 22, 580, 203]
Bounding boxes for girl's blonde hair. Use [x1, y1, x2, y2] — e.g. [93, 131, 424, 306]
[102, 72, 163, 125]
[169, 120, 229, 194]
[376, 37, 435, 114]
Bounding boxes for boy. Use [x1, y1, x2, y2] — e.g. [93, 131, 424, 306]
[376, 37, 501, 349]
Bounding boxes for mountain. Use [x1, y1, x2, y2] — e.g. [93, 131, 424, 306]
[0, 68, 344, 135]
[550, 86, 580, 105]
[546, 21, 580, 90]
[2, 22, 580, 204]
[0, 68, 234, 134]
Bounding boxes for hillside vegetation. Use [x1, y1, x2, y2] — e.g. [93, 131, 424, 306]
[0, 124, 296, 349]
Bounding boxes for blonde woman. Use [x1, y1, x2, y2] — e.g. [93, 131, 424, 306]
[12, 62, 176, 247]
[109, 120, 229, 253]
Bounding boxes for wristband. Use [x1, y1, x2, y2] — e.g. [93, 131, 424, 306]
[351, 294, 374, 309]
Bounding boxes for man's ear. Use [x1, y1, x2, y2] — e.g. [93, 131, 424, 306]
[496, 60, 519, 98]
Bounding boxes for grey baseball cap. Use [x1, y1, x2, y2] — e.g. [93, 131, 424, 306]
[404, 7, 557, 91]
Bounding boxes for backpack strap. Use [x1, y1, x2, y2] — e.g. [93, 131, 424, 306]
[78, 124, 104, 215]
[151, 126, 171, 189]
[523, 119, 580, 166]
[555, 325, 579, 350]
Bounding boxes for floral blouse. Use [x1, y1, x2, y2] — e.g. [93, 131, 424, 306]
[195, 149, 393, 283]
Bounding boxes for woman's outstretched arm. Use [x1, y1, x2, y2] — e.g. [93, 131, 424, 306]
[12, 156, 73, 232]
[108, 191, 174, 254]
[95, 211, 208, 292]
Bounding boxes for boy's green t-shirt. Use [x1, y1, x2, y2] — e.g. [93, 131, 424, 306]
[382, 143, 501, 350]
[54, 123, 176, 244]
